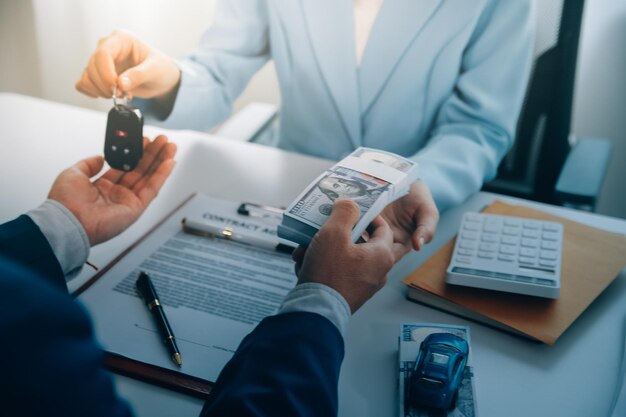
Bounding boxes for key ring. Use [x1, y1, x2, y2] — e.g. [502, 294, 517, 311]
[113, 85, 131, 107]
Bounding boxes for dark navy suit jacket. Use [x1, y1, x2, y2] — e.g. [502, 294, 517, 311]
[0, 215, 344, 416]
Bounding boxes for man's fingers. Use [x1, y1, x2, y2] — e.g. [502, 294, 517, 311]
[132, 142, 177, 192]
[323, 199, 361, 237]
[294, 259, 305, 277]
[136, 138, 176, 203]
[292, 245, 307, 265]
[366, 215, 399, 259]
[292, 246, 307, 277]
[99, 166, 126, 185]
[366, 215, 394, 246]
[118, 136, 167, 188]
[392, 242, 411, 262]
[137, 159, 175, 207]
[99, 137, 150, 184]
[73, 156, 105, 178]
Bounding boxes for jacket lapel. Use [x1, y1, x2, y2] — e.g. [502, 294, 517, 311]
[358, 0, 444, 113]
[300, 0, 361, 149]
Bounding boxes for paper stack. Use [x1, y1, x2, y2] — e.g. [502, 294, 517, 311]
[278, 147, 419, 245]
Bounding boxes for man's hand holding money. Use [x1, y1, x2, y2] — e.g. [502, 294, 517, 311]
[292, 199, 396, 313]
[279, 147, 439, 256]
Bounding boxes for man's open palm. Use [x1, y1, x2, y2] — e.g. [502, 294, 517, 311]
[48, 135, 176, 245]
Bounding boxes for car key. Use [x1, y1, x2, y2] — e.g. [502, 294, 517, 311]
[104, 87, 143, 171]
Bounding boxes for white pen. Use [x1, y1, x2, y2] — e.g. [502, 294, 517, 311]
[181, 217, 295, 253]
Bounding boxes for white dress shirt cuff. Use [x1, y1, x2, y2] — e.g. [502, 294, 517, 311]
[27, 199, 90, 280]
[278, 282, 351, 337]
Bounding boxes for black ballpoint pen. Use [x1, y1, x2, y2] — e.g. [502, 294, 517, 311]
[136, 271, 183, 367]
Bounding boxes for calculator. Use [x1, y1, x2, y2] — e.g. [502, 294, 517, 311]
[445, 213, 563, 299]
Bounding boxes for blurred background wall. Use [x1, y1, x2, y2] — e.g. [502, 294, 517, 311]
[0, 0, 280, 113]
[1, 0, 624, 218]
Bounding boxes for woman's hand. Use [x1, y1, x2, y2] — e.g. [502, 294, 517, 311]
[379, 181, 439, 261]
[75, 30, 180, 100]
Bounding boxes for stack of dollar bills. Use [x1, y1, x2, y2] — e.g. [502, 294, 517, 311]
[399, 323, 478, 417]
[278, 147, 419, 245]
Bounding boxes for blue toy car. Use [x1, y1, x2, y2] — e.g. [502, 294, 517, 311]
[408, 332, 469, 410]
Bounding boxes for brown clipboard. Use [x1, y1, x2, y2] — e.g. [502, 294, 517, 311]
[73, 193, 213, 398]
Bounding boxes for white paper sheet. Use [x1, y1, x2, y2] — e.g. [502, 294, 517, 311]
[78, 194, 297, 382]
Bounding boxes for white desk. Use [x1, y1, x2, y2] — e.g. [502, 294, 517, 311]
[1, 93, 625, 417]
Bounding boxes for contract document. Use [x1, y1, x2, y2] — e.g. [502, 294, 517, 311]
[78, 194, 297, 390]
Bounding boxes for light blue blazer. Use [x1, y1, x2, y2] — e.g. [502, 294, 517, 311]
[141, 0, 534, 211]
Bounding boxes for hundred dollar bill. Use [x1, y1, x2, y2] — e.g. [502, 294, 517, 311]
[279, 147, 419, 245]
[399, 323, 478, 417]
[287, 166, 390, 229]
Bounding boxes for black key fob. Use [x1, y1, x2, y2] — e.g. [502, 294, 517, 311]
[104, 103, 143, 172]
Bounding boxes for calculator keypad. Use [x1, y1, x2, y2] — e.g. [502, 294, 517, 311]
[445, 213, 563, 299]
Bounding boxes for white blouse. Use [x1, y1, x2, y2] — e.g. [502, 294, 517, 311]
[353, 0, 384, 66]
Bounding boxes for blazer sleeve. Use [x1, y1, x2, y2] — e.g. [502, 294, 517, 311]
[414, 0, 535, 211]
[201, 312, 345, 417]
[0, 257, 133, 417]
[135, 0, 271, 131]
[0, 215, 65, 289]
